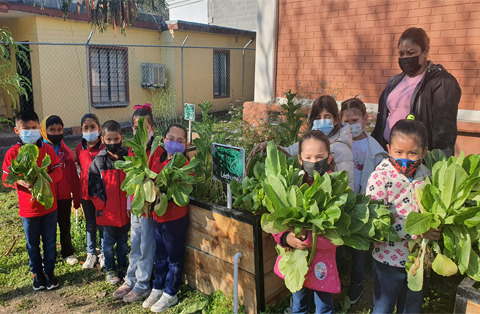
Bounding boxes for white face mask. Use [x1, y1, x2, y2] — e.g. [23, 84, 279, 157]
[349, 122, 364, 138]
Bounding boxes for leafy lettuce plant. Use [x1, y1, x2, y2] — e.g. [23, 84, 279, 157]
[259, 142, 398, 292]
[115, 117, 161, 217]
[6, 144, 54, 209]
[153, 153, 198, 217]
[405, 152, 480, 291]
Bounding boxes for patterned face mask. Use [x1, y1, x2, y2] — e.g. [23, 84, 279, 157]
[389, 156, 422, 177]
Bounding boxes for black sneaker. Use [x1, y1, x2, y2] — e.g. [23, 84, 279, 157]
[45, 273, 59, 290]
[347, 283, 364, 305]
[33, 273, 46, 291]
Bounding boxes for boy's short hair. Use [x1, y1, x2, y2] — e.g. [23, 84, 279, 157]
[102, 120, 122, 136]
[16, 111, 39, 124]
[46, 115, 64, 128]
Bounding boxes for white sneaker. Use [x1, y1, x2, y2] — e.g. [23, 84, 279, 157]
[142, 289, 164, 309]
[98, 254, 105, 269]
[151, 293, 178, 313]
[82, 253, 96, 269]
[65, 255, 78, 265]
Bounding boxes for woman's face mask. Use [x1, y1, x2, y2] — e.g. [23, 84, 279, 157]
[312, 119, 334, 136]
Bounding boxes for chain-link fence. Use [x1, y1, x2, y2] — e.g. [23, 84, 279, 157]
[0, 40, 255, 152]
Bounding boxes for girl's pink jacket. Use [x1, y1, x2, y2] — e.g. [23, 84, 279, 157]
[273, 231, 340, 293]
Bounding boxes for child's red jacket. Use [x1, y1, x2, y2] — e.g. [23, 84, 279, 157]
[75, 139, 104, 201]
[46, 141, 81, 207]
[2, 140, 63, 217]
[88, 148, 130, 227]
[151, 151, 190, 223]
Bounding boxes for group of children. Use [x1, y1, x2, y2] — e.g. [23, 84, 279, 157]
[3, 95, 439, 313]
[273, 95, 439, 313]
[2, 105, 190, 313]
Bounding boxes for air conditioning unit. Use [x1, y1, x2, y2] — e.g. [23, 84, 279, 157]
[141, 63, 166, 88]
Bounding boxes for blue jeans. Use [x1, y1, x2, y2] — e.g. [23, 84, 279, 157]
[372, 260, 423, 314]
[292, 287, 334, 314]
[125, 215, 156, 293]
[103, 224, 130, 272]
[153, 215, 189, 296]
[81, 199, 104, 254]
[350, 248, 366, 286]
[21, 210, 58, 275]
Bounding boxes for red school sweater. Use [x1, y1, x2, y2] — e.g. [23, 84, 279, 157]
[46, 141, 81, 208]
[75, 138, 104, 201]
[151, 151, 191, 223]
[2, 140, 63, 218]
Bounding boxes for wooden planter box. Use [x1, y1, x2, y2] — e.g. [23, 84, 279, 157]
[184, 199, 289, 313]
[454, 277, 480, 313]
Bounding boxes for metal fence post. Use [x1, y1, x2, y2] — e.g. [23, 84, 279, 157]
[181, 35, 189, 113]
[85, 31, 93, 113]
[242, 39, 253, 100]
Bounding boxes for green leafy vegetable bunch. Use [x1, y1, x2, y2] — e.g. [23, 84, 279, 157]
[259, 142, 399, 292]
[153, 153, 198, 217]
[405, 151, 480, 291]
[115, 117, 161, 217]
[6, 144, 54, 209]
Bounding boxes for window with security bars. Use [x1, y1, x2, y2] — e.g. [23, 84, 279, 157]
[89, 46, 129, 107]
[213, 50, 230, 98]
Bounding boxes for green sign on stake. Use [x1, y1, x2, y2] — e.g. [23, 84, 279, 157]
[212, 143, 245, 183]
[184, 103, 195, 121]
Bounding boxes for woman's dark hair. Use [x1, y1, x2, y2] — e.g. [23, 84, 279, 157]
[164, 123, 187, 140]
[132, 108, 154, 126]
[298, 130, 335, 172]
[389, 119, 428, 150]
[398, 27, 430, 52]
[308, 95, 341, 136]
[46, 115, 64, 128]
[81, 113, 100, 127]
[340, 98, 367, 118]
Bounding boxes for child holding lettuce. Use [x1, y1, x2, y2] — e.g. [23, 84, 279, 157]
[273, 130, 338, 314]
[366, 119, 441, 313]
[2, 111, 63, 291]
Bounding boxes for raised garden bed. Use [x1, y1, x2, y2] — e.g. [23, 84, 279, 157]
[455, 277, 480, 313]
[184, 198, 288, 313]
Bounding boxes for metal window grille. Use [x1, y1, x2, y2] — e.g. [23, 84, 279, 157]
[89, 46, 129, 107]
[213, 50, 230, 98]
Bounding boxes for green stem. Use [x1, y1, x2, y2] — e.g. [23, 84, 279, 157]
[307, 225, 317, 266]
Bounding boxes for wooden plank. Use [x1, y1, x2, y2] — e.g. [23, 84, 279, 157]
[467, 300, 480, 314]
[264, 270, 289, 306]
[184, 245, 258, 314]
[187, 204, 256, 274]
[262, 232, 278, 273]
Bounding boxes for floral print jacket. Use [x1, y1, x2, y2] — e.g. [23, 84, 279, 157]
[366, 158, 430, 268]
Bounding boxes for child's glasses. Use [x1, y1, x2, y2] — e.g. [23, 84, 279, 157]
[164, 136, 186, 145]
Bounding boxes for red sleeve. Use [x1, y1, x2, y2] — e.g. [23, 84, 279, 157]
[75, 142, 81, 168]
[2, 146, 18, 189]
[65, 145, 81, 208]
[45, 145, 62, 184]
[273, 231, 288, 246]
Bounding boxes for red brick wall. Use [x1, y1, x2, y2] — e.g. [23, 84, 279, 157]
[276, 0, 480, 110]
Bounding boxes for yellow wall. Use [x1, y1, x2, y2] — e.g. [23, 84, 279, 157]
[4, 15, 255, 127]
[172, 30, 256, 114]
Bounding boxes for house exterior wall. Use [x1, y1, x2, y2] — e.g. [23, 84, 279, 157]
[3, 15, 255, 127]
[275, 0, 480, 113]
[172, 29, 256, 113]
[209, 0, 258, 31]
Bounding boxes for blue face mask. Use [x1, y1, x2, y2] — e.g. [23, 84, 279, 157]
[83, 130, 99, 142]
[20, 129, 41, 144]
[312, 119, 334, 136]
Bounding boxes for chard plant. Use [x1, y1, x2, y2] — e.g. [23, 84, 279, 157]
[405, 151, 480, 291]
[6, 144, 54, 209]
[259, 142, 399, 292]
[115, 117, 161, 216]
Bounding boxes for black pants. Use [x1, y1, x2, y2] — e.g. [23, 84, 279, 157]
[57, 199, 75, 258]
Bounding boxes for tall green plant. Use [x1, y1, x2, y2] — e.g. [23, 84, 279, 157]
[0, 27, 32, 113]
[278, 90, 304, 147]
[149, 82, 180, 136]
[192, 101, 225, 204]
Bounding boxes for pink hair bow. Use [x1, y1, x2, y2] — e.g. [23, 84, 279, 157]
[133, 103, 153, 112]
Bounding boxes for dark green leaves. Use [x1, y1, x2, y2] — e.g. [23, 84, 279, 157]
[6, 144, 54, 209]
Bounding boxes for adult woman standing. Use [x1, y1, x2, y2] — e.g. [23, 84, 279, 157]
[372, 27, 461, 157]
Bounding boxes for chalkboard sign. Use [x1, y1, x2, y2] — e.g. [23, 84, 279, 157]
[212, 143, 245, 183]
